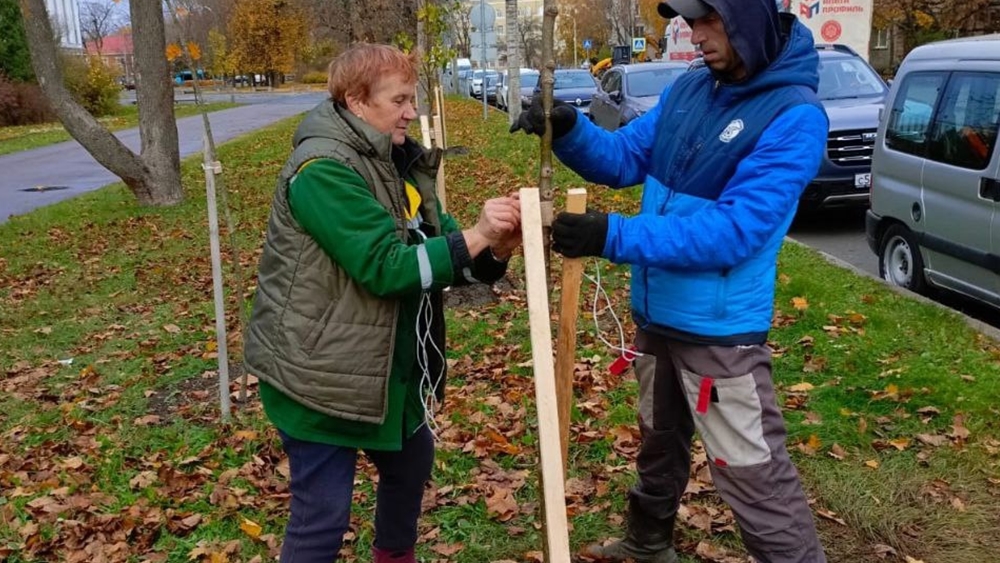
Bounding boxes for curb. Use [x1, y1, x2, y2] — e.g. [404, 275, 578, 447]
[784, 237, 1000, 343]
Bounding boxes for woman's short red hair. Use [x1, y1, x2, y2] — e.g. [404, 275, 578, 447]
[327, 44, 420, 104]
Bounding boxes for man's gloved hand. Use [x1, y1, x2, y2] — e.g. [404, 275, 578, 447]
[552, 210, 608, 258]
[508, 97, 578, 139]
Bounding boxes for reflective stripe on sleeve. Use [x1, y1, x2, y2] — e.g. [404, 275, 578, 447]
[416, 244, 433, 290]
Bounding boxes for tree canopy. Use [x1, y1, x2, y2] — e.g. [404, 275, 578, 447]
[227, 0, 307, 82]
[0, 0, 34, 81]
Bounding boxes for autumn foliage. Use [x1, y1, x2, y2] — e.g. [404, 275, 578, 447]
[226, 0, 307, 85]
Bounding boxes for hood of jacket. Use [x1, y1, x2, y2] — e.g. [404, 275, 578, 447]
[702, 0, 784, 80]
[290, 98, 439, 175]
[709, 14, 819, 103]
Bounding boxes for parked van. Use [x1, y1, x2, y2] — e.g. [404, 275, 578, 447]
[866, 34, 1000, 308]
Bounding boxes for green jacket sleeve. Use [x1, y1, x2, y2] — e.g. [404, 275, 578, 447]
[288, 158, 454, 297]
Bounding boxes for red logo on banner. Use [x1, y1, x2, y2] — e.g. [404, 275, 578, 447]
[821, 20, 842, 42]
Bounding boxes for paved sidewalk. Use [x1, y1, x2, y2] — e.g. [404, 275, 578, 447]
[0, 91, 326, 223]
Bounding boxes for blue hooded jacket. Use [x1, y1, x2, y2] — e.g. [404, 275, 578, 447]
[553, 8, 828, 344]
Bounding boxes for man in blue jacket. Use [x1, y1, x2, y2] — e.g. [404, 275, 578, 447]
[512, 0, 828, 561]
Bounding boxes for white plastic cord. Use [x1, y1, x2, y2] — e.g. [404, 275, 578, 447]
[415, 291, 445, 439]
[581, 258, 645, 358]
[410, 226, 445, 439]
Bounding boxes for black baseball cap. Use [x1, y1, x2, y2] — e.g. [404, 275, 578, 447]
[657, 0, 712, 19]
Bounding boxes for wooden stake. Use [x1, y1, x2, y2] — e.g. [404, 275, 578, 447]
[554, 188, 587, 468]
[419, 115, 432, 149]
[203, 132, 230, 420]
[435, 85, 447, 148]
[520, 188, 572, 563]
[432, 113, 447, 213]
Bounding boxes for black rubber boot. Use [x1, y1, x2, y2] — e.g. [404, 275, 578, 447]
[585, 497, 678, 563]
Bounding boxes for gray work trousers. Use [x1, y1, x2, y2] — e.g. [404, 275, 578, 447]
[630, 328, 826, 563]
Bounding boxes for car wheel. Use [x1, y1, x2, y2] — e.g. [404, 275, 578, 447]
[878, 224, 927, 293]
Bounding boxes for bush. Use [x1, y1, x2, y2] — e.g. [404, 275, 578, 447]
[301, 70, 327, 84]
[0, 73, 56, 126]
[62, 55, 121, 117]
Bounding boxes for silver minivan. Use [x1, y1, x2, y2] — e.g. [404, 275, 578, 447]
[866, 34, 1000, 307]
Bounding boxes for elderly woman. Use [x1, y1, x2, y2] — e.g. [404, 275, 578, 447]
[244, 44, 521, 563]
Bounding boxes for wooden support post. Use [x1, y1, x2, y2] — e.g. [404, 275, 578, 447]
[419, 115, 432, 149]
[520, 188, 572, 563]
[435, 85, 447, 148]
[554, 188, 587, 468]
[432, 113, 448, 213]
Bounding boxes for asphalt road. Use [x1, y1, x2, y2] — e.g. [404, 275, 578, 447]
[788, 207, 877, 276]
[0, 89, 327, 223]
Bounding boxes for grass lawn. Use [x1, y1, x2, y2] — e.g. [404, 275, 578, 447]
[0, 97, 998, 563]
[0, 102, 240, 157]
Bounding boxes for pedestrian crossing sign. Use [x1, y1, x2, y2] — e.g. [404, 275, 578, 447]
[632, 37, 646, 52]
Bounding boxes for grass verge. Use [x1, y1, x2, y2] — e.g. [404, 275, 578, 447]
[0, 98, 998, 563]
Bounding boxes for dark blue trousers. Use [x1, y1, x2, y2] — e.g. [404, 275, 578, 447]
[278, 426, 435, 563]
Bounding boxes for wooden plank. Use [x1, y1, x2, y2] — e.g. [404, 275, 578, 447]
[520, 188, 572, 563]
[435, 85, 447, 148]
[419, 115, 432, 149]
[554, 188, 587, 468]
[432, 114, 448, 213]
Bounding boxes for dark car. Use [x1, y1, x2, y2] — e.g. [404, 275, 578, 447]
[590, 62, 688, 131]
[538, 69, 599, 114]
[498, 69, 539, 111]
[800, 44, 889, 211]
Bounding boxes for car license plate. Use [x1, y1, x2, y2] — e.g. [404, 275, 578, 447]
[855, 173, 872, 189]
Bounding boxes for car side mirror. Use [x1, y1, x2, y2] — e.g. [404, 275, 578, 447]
[610, 90, 622, 103]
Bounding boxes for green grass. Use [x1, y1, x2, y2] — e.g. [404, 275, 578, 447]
[1, 98, 999, 562]
[0, 102, 240, 156]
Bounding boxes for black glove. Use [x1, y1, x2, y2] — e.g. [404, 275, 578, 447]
[552, 210, 608, 258]
[508, 97, 578, 139]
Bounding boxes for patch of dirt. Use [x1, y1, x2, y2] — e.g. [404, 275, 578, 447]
[443, 145, 469, 157]
[444, 275, 518, 309]
[146, 362, 248, 418]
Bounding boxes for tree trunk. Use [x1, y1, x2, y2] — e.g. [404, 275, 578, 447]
[506, 0, 521, 125]
[19, 0, 184, 207]
[416, 0, 431, 116]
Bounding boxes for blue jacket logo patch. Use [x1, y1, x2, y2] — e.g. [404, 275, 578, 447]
[719, 119, 745, 143]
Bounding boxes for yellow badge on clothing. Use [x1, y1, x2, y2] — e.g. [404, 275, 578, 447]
[404, 181, 422, 221]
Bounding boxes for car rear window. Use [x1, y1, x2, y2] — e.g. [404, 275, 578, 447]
[627, 68, 686, 97]
[554, 72, 596, 89]
[817, 56, 886, 100]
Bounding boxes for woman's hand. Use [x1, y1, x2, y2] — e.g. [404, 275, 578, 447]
[463, 194, 521, 257]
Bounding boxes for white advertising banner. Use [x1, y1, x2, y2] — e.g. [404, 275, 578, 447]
[794, 0, 874, 60]
[662, 17, 699, 62]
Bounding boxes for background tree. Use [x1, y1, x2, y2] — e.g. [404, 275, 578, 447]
[206, 27, 235, 79]
[162, 1, 240, 84]
[19, 0, 184, 206]
[414, 0, 456, 113]
[506, 0, 521, 123]
[606, 0, 633, 47]
[556, 0, 610, 63]
[80, 0, 124, 55]
[516, 13, 543, 68]
[637, 0, 666, 57]
[873, 0, 993, 52]
[295, 0, 419, 49]
[1, 0, 34, 81]
[227, 0, 307, 87]
[445, 0, 472, 57]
